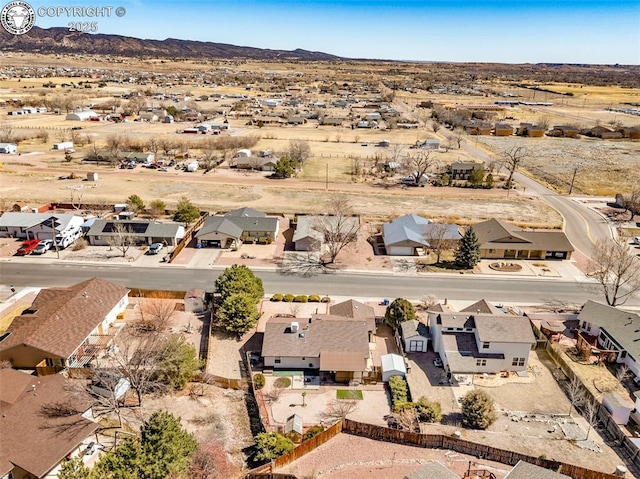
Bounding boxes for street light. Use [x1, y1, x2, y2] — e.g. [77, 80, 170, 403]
[301, 391, 307, 407]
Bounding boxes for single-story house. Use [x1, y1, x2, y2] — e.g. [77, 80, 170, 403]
[0, 143, 17, 154]
[0, 212, 84, 240]
[449, 161, 484, 180]
[0, 277, 129, 371]
[381, 353, 406, 382]
[293, 215, 359, 253]
[87, 219, 185, 246]
[195, 207, 279, 248]
[504, 461, 571, 479]
[66, 110, 98, 121]
[400, 320, 429, 353]
[429, 300, 535, 375]
[329, 299, 376, 336]
[235, 156, 277, 171]
[382, 214, 432, 256]
[578, 300, 640, 380]
[473, 218, 574, 260]
[262, 315, 372, 384]
[0, 369, 99, 479]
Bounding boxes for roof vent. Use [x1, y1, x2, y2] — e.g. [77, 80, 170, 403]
[290, 321, 299, 333]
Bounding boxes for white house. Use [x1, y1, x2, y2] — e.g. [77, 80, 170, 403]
[53, 141, 74, 150]
[429, 300, 535, 374]
[578, 300, 640, 381]
[0, 143, 17, 154]
[235, 148, 252, 158]
[66, 110, 98, 121]
[400, 320, 429, 353]
[0, 212, 84, 240]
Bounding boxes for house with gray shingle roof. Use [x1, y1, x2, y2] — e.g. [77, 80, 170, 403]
[382, 214, 460, 256]
[578, 300, 640, 381]
[86, 219, 185, 246]
[293, 215, 359, 252]
[404, 462, 458, 479]
[428, 300, 535, 374]
[262, 314, 372, 384]
[473, 218, 574, 260]
[400, 320, 429, 352]
[504, 461, 571, 479]
[195, 208, 279, 248]
[0, 277, 129, 370]
[0, 212, 84, 240]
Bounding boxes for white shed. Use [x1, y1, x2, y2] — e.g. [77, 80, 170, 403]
[53, 141, 74, 150]
[0, 143, 17, 154]
[66, 110, 98, 121]
[381, 353, 406, 382]
[236, 149, 252, 158]
[603, 392, 634, 425]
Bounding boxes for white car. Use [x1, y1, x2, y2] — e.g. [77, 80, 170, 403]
[32, 239, 54, 254]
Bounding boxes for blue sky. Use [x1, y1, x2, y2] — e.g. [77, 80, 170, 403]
[24, 0, 640, 64]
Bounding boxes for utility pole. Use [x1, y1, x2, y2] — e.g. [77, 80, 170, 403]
[569, 165, 579, 195]
[325, 163, 329, 191]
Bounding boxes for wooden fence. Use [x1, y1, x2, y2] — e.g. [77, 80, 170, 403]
[168, 213, 207, 263]
[342, 419, 622, 479]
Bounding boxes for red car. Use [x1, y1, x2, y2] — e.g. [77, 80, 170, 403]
[16, 239, 40, 256]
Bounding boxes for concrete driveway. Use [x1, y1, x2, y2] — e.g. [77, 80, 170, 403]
[405, 351, 459, 414]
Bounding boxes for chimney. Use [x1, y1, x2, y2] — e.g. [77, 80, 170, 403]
[290, 321, 299, 333]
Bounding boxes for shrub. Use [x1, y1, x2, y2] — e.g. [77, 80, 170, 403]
[293, 295, 308, 303]
[308, 295, 321, 302]
[388, 375, 411, 413]
[274, 377, 291, 389]
[415, 396, 443, 423]
[461, 390, 497, 430]
[258, 236, 272, 244]
[72, 238, 87, 251]
[244, 236, 256, 244]
[253, 432, 295, 463]
[303, 425, 324, 441]
[320, 296, 331, 303]
[270, 293, 283, 302]
[284, 293, 295, 302]
[253, 373, 266, 390]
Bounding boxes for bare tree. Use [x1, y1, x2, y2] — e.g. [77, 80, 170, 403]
[0, 121, 15, 143]
[583, 398, 600, 440]
[451, 127, 465, 149]
[615, 364, 631, 384]
[134, 295, 176, 333]
[441, 141, 452, 153]
[69, 187, 85, 211]
[107, 223, 134, 257]
[394, 406, 420, 432]
[199, 138, 220, 172]
[425, 223, 457, 263]
[322, 399, 358, 424]
[106, 134, 125, 165]
[404, 149, 436, 185]
[620, 188, 640, 220]
[566, 375, 585, 416]
[431, 121, 441, 133]
[285, 139, 311, 167]
[384, 143, 406, 166]
[312, 196, 360, 265]
[88, 369, 127, 427]
[588, 238, 640, 306]
[190, 438, 238, 479]
[502, 146, 529, 190]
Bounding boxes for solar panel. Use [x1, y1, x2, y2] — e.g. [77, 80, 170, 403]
[102, 222, 149, 234]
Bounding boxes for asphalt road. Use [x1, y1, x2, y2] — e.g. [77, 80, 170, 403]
[1, 262, 629, 306]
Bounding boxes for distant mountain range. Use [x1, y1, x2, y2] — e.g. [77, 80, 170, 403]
[0, 27, 341, 61]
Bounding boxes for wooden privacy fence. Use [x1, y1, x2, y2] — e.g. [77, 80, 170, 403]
[168, 213, 207, 263]
[342, 419, 622, 479]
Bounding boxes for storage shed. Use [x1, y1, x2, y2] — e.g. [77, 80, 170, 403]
[381, 353, 406, 382]
[603, 392, 634, 425]
[400, 320, 429, 353]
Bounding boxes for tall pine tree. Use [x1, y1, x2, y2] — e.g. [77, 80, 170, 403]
[455, 227, 480, 268]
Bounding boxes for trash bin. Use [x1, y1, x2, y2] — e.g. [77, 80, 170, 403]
[383, 298, 389, 306]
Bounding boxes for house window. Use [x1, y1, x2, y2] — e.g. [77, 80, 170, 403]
[476, 359, 486, 366]
[512, 357, 525, 367]
[274, 358, 281, 364]
[482, 342, 490, 349]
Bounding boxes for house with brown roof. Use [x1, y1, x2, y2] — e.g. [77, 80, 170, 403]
[0, 369, 99, 479]
[472, 219, 574, 260]
[0, 277, 129, 372]
[262, 314, 372, 384]
[428, 300, 535, 374]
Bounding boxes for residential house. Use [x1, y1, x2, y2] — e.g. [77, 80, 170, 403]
[262, 315, 372, 384]
[578, 300, 640, 380]
[382, 214, 461, 256]
[400, 320, 429, 353]
[449, 161, 484, 180]
[195, 207, 279, 248]
[329, 299, 376, 337]
[0, 277, 129, 371]
[86, 219, 185, 246]
[473, 218, 574, 260]
[504, 461, 570, 479]
[293, 215, 359, 253]
[0, 212, 83, 240]
[403, 462, 459, 479]
[494, 123, 514, 136]
[429, 300, 535, 374]
[235, 156, 277, 171]
[0, 369, 99, 479]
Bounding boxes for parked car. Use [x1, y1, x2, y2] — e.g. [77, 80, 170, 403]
[146, 242, 163, 255]
[16, 239, 40, 256]
[32, 239, 54, 254]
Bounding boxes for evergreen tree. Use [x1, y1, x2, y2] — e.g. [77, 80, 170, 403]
[217, 292, 261, 334]
[254, 432, 295, 463]
[126, 194, 145, 214]
[215, 264, 264, 303]
[455, 227, 480, 268]
[58, 457, 90, 479]
[461, 390, 497, 430]
[158, 334, 203, 390]
[173, 196, 200, 225]
[274, 156, 296, 177]
[384, 298, 416, 330]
